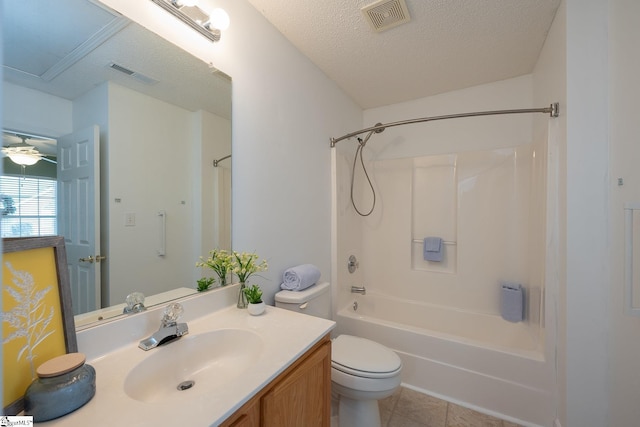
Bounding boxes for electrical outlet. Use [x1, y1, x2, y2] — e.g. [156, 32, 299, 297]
[125, 212, 136, 226]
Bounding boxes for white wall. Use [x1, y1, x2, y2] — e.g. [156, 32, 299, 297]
[192, 110, 232, 258]
[363, 75, 534, 159]
[608, 0, 640, 425]
[3, 82, 72, 138]
[532, 1, 567, 425]
[73, 82, 109, 136]
[98, 0, 363, 304]
[533, 3, 640, 426]
[106, 82, 199, 304]
[227, 0, 362, 303]
[565, 0, 610, 426]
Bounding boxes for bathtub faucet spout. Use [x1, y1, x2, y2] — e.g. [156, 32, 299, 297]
[351, 285, 366, 295]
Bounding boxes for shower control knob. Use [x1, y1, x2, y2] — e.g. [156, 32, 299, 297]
[347, 255, 359, 274]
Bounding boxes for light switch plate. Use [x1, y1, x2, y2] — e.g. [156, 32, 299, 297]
[125, 212, 136, 226]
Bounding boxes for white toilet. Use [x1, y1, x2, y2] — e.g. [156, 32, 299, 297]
[275, 282, 402, 427]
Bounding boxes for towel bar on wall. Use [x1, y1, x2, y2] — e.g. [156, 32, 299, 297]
[412, 239, 456, 245]
[158, 210, 166, 257]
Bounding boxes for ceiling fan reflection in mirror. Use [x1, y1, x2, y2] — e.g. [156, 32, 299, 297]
[2, 132, 57, 167]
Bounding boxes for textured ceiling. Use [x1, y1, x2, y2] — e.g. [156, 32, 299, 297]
[247, 0, 561, 109]
[3, 0, 232, 123]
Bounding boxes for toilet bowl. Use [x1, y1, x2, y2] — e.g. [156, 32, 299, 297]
[274, 283, 402, 427]
[331, 334, 402, 427]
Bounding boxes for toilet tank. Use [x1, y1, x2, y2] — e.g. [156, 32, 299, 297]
[274, 282, 331, 319]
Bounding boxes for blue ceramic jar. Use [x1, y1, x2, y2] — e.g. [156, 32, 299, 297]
[24, 353, 96, 422]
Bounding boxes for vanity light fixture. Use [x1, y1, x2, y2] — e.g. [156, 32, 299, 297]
[150, 0, 229, 43]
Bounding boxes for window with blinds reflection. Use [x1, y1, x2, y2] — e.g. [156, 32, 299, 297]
[0, 176, 57, 237]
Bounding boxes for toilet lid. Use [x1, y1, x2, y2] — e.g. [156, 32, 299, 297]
[331, 335, 401, 378]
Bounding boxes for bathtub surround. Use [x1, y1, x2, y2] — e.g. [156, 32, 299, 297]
[335, 75, 554, 425]
[346, 143, 544, 318]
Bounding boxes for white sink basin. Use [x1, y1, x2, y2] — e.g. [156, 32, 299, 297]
[124, 328, 263, 403]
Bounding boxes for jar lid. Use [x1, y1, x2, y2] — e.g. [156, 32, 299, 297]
[37, 353, 86, 378]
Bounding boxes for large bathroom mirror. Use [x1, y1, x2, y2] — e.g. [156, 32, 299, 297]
[1, 0, 232, 328]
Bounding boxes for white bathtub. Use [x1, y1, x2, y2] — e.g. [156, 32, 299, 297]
[335, 292, 555, 427]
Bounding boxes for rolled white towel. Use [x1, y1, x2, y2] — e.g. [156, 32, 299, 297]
[281, 264, 321, 291]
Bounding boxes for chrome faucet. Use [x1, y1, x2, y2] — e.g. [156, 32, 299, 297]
[350, 285, 366, 295]
[138, 302, 189, 351]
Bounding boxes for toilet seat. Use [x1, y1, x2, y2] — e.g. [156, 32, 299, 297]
[331, 335, 402, 379]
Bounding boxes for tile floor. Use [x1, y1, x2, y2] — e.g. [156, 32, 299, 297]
[378, 386, 523, 427]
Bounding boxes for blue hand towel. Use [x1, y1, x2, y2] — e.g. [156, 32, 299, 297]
[423, 237, 443, 262]
[501, 283, 524, 322]
[281, 264, 321, 291]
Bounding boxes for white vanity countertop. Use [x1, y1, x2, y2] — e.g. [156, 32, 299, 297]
[40, 286, 335, 427]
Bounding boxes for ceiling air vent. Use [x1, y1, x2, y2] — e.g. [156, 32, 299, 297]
[361, 0, 411, 33]
[107, 62, 158, 85]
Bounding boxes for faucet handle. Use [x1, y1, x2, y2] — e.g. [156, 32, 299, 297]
[124, 292, 146, 314]
[162, 302, 184, 324]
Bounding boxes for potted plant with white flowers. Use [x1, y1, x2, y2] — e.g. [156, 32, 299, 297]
[243, 284, 265, 315]
[196, 249, 233, 287]
[232, 251, 268, 308]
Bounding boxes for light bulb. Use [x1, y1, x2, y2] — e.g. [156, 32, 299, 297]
[180, 0, 198, 7]
[208, 8, 230, 31]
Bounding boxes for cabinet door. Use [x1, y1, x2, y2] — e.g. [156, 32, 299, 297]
[219, 395, 260, 427]
[262, 341, 331, 427]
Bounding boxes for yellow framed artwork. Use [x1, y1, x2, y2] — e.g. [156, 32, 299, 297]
[2, 236, 77, 415]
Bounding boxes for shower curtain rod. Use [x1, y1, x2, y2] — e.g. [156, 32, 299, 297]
[213, 154, 231, 167]
[329, 102, 559, 148]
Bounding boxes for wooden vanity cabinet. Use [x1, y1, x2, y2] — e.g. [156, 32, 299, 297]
[220, 334, 331, 427]
[221, 397, 260, 427]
